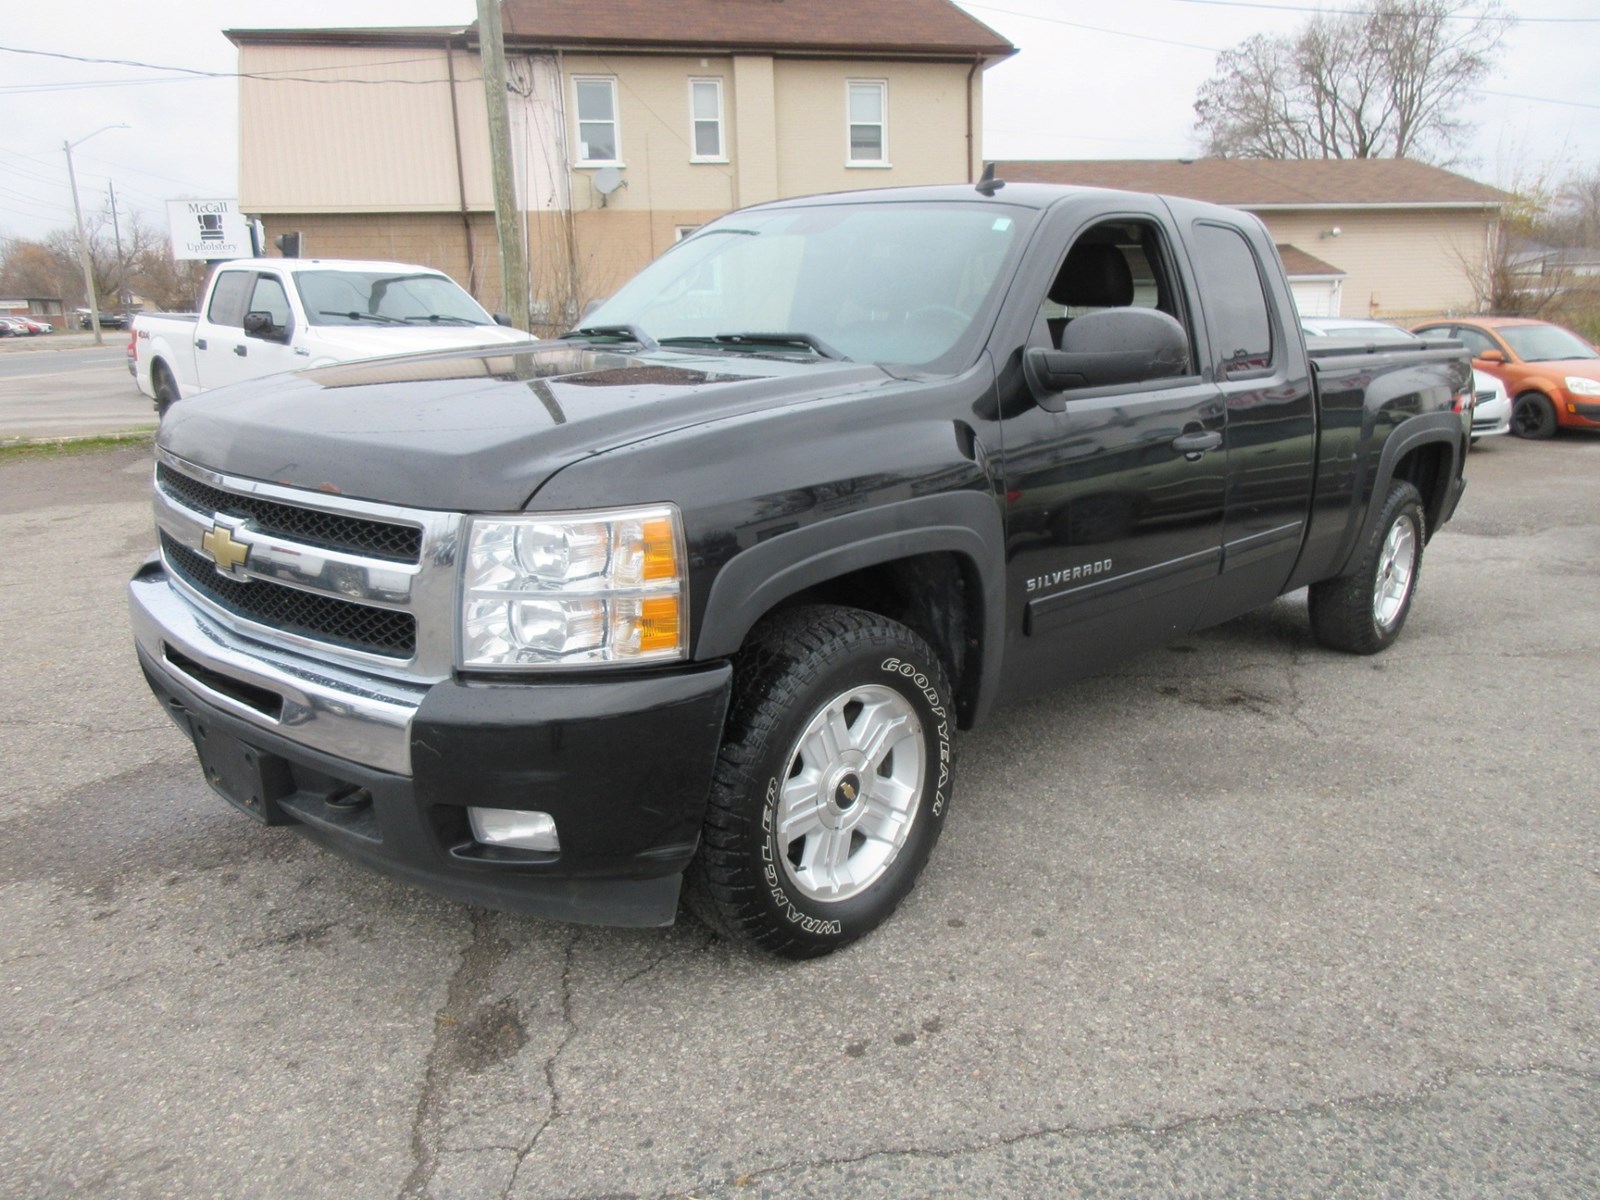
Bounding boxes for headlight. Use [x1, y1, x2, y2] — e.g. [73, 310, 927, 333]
[1564, 376, 1600, 397]
[461, 505, 687, 668]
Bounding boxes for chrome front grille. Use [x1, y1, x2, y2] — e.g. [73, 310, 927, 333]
[160, 532, 418, 657]
[151, 449, 463, 681]
[156, 463, 423, 562]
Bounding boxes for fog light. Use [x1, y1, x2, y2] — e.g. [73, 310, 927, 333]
[468, 807, 560, 851]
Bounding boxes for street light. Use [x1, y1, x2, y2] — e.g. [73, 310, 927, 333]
[64, 124, 130, 347]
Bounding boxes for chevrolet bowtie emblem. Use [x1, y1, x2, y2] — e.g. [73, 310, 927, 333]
[201, 523, 251, 575]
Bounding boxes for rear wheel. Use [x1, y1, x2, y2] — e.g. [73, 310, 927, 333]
[686, 605, 954, 959]
[1309, 480, 1425, 655]
[1511, 391, 1557, 439]
[152, 362, 179, 417]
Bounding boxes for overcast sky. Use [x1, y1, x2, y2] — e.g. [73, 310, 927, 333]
[2, 0, 1597, 246]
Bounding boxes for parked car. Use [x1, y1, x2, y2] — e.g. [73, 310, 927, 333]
[78, 311, 133, 330]
[0, 317, 27, 337]
[1410, 315, 1600, 439]
[133, 257, 527, 415]
[1300, 317, 1510, 443]
[15, 316, 54, 334]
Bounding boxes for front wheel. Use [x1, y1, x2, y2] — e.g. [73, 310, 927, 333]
[686, 605, 955, 959]
[152, 362, 180, 418]
[1308, 480, 1425, 655]
[1511, 391, 1557, 439]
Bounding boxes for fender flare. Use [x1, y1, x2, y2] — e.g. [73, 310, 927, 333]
[1340, 411, 1463, 574]
[695, 491, 1007, 724]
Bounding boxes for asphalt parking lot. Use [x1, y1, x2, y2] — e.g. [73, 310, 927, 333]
[1, 434, 1596, 1199]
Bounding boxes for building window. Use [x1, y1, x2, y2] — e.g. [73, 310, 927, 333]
[574, 76, 620, 165]
[847, 80, 888, 166]
[689, 78, 725, 162]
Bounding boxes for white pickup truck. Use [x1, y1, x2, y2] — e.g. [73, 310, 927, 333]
[132, 258, 530, 415]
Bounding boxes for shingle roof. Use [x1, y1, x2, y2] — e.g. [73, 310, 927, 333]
[1276, 245, 1345, 277]
[499, 0, 1015, 58]
[994, 158, 1508, 208]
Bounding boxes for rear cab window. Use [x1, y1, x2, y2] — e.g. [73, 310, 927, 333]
[1189, 223, 1275, 379]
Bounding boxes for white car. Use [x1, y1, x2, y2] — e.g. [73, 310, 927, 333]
[1300, 317, 1509, 444]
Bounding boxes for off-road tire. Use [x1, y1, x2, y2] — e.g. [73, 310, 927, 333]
[685, 605, 954, 959]
[1308, 480, 1425, 655]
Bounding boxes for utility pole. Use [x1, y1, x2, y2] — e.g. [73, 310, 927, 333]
[475, 0, 530, 331]
[108, 181, 127, 311]
[64, 140, 103, 347]
[62, 123, 127, 347]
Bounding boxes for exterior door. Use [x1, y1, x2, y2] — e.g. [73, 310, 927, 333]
[996, 208, 1228, 697]
[197, 272, 298, 392]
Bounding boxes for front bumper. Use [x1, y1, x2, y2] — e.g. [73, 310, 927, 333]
[131, 560, 732, 927]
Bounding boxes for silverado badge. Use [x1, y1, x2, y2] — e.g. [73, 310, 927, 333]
[201, 523, 251, 577]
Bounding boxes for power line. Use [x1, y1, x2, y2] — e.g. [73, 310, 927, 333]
[0, 44, 478, 86]
[962, 4, 1223, 50]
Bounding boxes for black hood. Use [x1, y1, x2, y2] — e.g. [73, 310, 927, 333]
[157, 341, 891, 511]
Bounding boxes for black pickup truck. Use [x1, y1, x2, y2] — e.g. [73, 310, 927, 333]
[130, 180, 1472, 958]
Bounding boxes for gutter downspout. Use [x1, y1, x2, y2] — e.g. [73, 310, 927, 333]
[965, 56, 981, 183]
[445, 39, 479, 296]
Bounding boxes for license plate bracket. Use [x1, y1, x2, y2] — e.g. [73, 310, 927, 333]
[187, 718, 295, 825]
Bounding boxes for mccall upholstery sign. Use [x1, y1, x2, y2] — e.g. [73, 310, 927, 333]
[167, 200, 251, 261]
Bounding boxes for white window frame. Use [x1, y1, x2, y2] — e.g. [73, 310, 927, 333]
[846, 79, 890, 167]
[573, 75, 622, 167]
[688, 77, 726, 163]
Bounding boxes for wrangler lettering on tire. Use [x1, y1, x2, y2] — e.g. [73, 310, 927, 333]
[686, 605, 953, 959]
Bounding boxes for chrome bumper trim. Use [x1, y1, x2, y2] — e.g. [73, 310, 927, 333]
[131, 567, 426, 776]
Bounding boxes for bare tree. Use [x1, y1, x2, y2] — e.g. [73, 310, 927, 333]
[1195, 0, 1511, 162]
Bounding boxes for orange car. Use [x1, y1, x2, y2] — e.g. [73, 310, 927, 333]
[1410, 316, 1600, 439]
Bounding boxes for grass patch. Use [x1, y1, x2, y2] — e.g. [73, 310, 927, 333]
[0, 431, 154, 460]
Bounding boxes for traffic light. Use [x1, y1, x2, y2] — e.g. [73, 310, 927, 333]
[275, 232, 303, 258]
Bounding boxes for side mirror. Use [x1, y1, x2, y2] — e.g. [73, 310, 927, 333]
[492, 312, 513, 327]
[243, 311, 288, 343]
[1025, 308, 1191, 412]
[1476, 348, 1506, 364]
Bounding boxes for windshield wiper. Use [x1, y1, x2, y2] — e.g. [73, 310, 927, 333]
[659, 332, 849, 361]
[402, 314, 483, 326]
[320, 310, 407, 325]
[559, 324, 658, 349]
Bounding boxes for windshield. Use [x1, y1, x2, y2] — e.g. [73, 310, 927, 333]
[1498, 324, 1598, 362]
[294, 270, 494, 328]
[582, 200, 1030, 368]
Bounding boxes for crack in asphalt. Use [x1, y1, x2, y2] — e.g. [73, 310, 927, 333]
[504, 928, 583, 1200]
[640, 1063, 1600, 1200]
[399, 908, 516, 1200]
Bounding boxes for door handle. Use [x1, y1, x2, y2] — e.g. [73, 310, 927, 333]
[196, 338, 207, 350]
[234, 344, 248, 357]
[1171, 430, 1222, 458]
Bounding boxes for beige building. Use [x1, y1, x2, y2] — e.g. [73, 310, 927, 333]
[229, 0, 1013, 330]
[995, 159, 1509, 321]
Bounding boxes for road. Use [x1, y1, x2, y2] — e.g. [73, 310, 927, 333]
[0, 337, 154, 441]
[1, 435, 1596, 1199]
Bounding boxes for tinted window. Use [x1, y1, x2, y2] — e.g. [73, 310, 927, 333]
[206, 271, 253, 328]
[1452, 326, 1499, 358]
[248, 276, 291, 329]
[1191, 224, 1273, 376]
